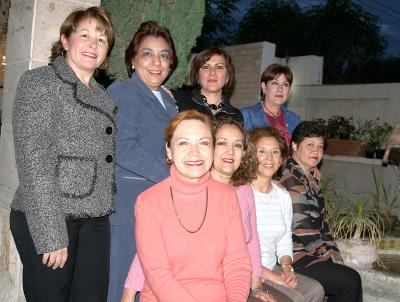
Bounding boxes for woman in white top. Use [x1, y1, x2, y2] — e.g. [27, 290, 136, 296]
[248, 127, 325, 302]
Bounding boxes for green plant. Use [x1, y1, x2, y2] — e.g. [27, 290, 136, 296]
[331, 198, 384, 245]
[351, 119, 375, 144]
[320, 178, 342, 226]
[326, 115, 355, 139]
[372, 167, 399, 232]
[369, 121, 393, 151]
[102, 0, 205, 88]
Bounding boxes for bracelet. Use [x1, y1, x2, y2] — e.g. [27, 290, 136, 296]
[281, 264, 294, 272]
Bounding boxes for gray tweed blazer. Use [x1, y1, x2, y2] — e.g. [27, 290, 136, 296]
[12, 56, 116, 254]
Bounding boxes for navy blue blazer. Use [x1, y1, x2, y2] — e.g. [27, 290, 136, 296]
[107, 73, 177, 226]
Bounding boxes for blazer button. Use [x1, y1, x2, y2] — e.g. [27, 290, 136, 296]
[106, 155, 113, 163]
[106, 127, 113, 134]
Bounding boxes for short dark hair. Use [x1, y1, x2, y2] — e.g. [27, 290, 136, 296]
[125, 21, 178, 77]
[50, 6, 114, 61]
[190, 47, 235, 90]
[260, 63, 293, 85]
[291, 121, 327, 147]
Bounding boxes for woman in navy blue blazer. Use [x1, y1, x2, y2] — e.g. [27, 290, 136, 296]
[106, 21, 178, 302]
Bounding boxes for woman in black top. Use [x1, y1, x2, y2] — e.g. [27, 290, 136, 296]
[174, 47, 243, 122]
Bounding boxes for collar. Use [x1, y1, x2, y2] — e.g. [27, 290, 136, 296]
[169, 165, 210, 195]
[285, 157, 315, 185]
[256, 99, 289, 114]
[49, 56, 98, 89]
[129, 72, 177, 115]
[192, 89, 240, 116]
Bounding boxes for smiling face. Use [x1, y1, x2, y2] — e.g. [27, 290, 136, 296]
[199, 54, 228, 94]
[262, 73, 291, 107]
[292, 136, 324, 174]
[61, 18, 109, 81]
[166, 119, 213, 183]
[132, 35, 171, 91]
[212, 124, 245, 183]
[255, 136, 283, 180]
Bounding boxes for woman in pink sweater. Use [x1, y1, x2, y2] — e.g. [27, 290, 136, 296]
[134, 111, 251, 302]
[122, 116, 274, 302]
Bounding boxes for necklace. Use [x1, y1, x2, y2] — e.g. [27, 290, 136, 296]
[201, 95, 224, 111]
[263, 102, 281, 119]
[170, 186, 208, 234]
[252, 184, 273, 205]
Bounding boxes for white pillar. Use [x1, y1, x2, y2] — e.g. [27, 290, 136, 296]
[0, 1, 100, 300]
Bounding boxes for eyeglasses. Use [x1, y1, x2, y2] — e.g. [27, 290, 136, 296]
[256, 147, 281, 159]
[138, 48, 170, 62]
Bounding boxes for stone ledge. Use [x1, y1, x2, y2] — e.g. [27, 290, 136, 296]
[323, 154, 383, 166]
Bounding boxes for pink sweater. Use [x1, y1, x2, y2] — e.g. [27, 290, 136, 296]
[235, 184, 262, 277]
[135, 166, 251, 302]
[124, 182, 261, 291]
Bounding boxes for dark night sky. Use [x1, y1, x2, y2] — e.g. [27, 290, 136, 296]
[233, 0, 400, 57]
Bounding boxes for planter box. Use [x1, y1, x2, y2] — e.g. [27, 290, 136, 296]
[325, 139, 363, 156]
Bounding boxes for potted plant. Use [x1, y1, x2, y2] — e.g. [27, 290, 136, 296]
[352, 119, 376, 158]
[323, 116, 363, 156]
[370, 122, 393, 159]
[326, 115, 355, 139]
[321, 180, 382, 270]
[332, 198, 385, 269]
[357, 119, 392, 158]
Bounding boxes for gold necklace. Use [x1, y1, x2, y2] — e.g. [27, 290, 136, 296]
[170, 186, 208, 234]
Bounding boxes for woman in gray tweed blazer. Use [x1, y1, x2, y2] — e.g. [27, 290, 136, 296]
[10, 7, 116, 302]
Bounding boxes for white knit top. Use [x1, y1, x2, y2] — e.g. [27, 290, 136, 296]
[252, 182, 293, 270]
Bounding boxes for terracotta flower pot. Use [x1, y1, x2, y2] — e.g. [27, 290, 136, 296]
[325, 139, 363, 156]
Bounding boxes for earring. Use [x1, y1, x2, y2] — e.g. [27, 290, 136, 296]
[132, 64, 135, 70]
[62, 49, 66, 57]
[166, 158, 172, 164]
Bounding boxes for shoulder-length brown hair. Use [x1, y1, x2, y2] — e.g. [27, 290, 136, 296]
[190, 47, 235, 90]
[50, 6, 114, 61]
[125, 21, 178, 77]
